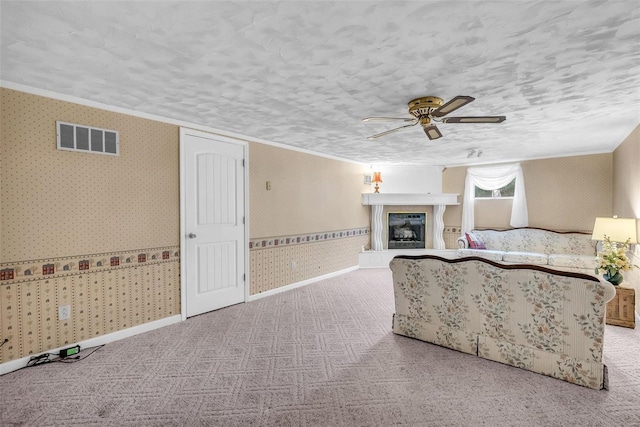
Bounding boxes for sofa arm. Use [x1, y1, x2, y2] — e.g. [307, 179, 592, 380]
[457, 236, 469, 249]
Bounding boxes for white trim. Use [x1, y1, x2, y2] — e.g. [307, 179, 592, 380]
[0, 315, 182, 376]
[0, 80, 364, 166]
[179, 129, 187, 321]
[362, 193, 459, 206]
[179, 127, 248, 318]
[247, 266, 360, 302]
[244, 145, 250, 304]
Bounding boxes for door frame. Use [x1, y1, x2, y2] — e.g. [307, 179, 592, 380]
[179, 127, 249, 321]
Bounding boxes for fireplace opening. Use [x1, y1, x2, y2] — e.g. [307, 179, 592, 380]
[388, 212, 426, 249]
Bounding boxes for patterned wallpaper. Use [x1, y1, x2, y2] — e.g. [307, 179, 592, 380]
[250, 228, 369, 250]
[522, 154, 613, 231]
[0, 88, 180, 262]
[612, 125, 640, 311]
[1, 88, 374, 365]
[2, 86, 633, 366]
[0, 247, 180, 363]
[247, 140, 372, 295]
[613, 125, 640, 219]
[248, 141, 370, 238]
[442, 153, 614, 232]
[0, 89, 184, 363]
[246, 138, 372, 295]
[250, 234, 369, 295]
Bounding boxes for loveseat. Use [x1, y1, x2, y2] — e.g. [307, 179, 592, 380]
[390, 254, 615, 389]
[457, 227, 597, 274]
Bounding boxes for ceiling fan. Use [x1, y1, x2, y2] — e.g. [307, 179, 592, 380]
[363, 96, 506, 140]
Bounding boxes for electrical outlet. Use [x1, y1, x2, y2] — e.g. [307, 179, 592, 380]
[291, 261, 297, 269]
[58, 305, 71, 320]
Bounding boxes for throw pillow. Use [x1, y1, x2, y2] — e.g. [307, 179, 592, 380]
[465, 232, 486, 250]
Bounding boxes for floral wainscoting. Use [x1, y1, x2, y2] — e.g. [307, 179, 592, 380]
[249, 228, 370, 295]
[0, 246, 180, 364]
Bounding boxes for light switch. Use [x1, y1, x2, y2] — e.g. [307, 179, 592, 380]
[266, 181, 272, 191]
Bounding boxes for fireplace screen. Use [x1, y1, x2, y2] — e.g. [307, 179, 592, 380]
[388, 212, 426, 249]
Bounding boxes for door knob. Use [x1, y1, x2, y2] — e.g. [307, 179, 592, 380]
[188, 233, 197, 239]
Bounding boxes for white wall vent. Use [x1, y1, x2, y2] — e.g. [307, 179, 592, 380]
[56, 121, 119, 156]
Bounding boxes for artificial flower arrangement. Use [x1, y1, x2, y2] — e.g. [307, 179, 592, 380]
[595, 236, 638, 285]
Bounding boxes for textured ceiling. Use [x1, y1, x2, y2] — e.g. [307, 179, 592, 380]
[1, 1, 639, 166]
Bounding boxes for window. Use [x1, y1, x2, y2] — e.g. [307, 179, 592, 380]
[462, 163, 528, 233]
[475, 178, 515, 198]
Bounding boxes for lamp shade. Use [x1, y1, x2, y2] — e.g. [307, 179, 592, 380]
[591, 217, 638, 243]
[372, 172, 382, 183]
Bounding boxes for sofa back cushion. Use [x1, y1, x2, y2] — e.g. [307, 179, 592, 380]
[390, 255, 615, 389]
[470, 228, 596, 255]
[391, 255, 612, 361]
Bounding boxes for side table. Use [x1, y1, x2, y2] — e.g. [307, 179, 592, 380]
[606, 285, 636, 328]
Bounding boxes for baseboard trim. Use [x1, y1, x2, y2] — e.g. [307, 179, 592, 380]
[0, 314, 182, 376]
[247, 266, 360, 302]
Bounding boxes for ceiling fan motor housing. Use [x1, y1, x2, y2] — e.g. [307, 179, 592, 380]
[408, 96, 444, 118]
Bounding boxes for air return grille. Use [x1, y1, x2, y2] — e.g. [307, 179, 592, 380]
[56, 121, 119, 156]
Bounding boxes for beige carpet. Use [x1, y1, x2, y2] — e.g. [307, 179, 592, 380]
[1, 268, 639, 426]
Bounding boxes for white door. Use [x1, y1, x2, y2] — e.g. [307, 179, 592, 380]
[181, 129, 246, 317]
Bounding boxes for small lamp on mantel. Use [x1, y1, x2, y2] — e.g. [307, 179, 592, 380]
[591, 216, 638, 286]
[372, 172, 382, 193]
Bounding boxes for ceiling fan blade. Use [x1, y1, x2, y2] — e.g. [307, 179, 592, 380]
[423, 124, 443, 140]
[441, 116, 506, 123]
[366, 121, 419, 139]
[363, 117, 417, 122]
[430, 96, 475, 118]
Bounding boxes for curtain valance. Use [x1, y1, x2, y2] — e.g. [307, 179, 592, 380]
[462, 163, 528, 233]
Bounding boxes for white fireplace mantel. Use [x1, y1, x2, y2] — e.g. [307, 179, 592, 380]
[362, 193, 459, 206]
[362, 193, 459, 251]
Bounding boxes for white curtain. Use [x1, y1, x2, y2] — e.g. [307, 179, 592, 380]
[461, 163, 528, 234]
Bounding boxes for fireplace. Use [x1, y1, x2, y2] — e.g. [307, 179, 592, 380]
[388, 212, 426, 249]
[362, 193, 459, 251]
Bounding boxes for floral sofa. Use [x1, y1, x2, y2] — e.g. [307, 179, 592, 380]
[457, 227, 597, 274]
[390, 254, 616, 389]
